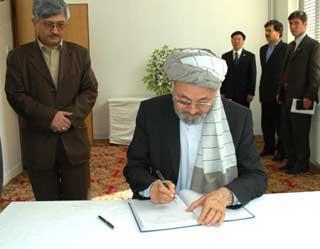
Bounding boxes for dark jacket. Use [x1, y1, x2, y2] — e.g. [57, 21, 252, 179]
[5, 41, 98, 170]
[221, 49, 257, 104]
[259, 40, 288, 102]
[278, 35, 320, 104]
[123, 94, 267, 206]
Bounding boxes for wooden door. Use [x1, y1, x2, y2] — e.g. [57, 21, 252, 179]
[11, 1, 94, 144]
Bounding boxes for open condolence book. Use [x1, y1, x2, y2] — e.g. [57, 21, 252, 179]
[128, 189, 254, 232]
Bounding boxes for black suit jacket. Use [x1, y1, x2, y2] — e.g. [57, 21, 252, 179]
[221, 49, 257, 104]
[5, 41, 98, 170]
[259, 41, 288, 102]
[278, 35, 320, 104]
[123, 94, 267, 206]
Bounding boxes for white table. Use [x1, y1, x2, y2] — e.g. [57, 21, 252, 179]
[0, 192, 319, 249]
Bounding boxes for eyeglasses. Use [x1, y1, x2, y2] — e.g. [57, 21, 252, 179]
[174, 96, 213, 110]
[41, 20, 66, 31]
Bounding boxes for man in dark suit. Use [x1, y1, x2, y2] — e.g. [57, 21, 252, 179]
[277, 11, 320, 174]
[259, 20, 288, 160]
[221, 31, 257, 108]
[124, 49, 267, 226]
[5, 0, 98, 200]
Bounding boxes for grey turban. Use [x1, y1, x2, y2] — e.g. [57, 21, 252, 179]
[163, 48, 228, 90]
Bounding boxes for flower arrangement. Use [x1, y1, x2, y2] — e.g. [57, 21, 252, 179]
[143, 45, 176, 96]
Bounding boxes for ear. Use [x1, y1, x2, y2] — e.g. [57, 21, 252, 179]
[32, 18, 37, 27]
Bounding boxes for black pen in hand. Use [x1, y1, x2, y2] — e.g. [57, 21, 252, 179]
[155, 170, 176, 199]
[98, 215, 114, 229]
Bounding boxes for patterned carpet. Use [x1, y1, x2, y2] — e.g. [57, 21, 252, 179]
[1, 137, 320, 212]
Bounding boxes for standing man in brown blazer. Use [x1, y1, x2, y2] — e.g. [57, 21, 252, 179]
[5, 0, 98, 200]
[277, 11, 320, 174]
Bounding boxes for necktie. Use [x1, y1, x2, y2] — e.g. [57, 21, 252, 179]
[266, 46, 273, 62]
[234, 52, 239, 64]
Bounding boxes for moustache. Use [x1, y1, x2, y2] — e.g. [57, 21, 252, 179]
[49, 35, 60, 39]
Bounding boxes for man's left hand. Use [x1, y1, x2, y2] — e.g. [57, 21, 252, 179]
[247, 95, 254, 103]
[303, 98, 313, 109]
[186, 187, 233, 226]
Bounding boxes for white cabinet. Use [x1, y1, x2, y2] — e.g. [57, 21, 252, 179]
[108, 98, 147, 145]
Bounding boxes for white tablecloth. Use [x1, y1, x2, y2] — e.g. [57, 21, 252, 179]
[0, 191, 319, 249]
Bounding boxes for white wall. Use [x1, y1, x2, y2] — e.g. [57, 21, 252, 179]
[1, 0, 300, 184]
[66, 0, 269, 137]
[273, 0, 299, 43]
[0, 0, 22, 185]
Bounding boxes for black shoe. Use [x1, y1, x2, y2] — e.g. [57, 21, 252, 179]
[279, 164, 293, 171]
[286, 167, 309, 175]
[272, 153, 285, 162]
[260, 150, 274, 157]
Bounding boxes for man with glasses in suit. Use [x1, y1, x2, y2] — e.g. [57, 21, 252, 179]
[124, 49, 267, 226]
[5, 0, 98, 200]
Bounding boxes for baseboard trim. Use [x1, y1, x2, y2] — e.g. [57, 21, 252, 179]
[3, 162, 22, 186]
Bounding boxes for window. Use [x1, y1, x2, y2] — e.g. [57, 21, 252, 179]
[300, 0, 320, 41]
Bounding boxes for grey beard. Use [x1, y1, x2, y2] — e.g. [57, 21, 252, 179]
[174, 105, 207, 125]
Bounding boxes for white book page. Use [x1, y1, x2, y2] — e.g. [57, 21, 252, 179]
[178, 189, 203, 216]
[290, 98, 316, 115]
[129, 196, 198, 231]
[179, 189, 254, 221]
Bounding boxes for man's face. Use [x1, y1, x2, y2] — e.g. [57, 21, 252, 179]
[173, 81, 216, 124]
[289, 18, 307, 37]
[34, 13, 66, 47]
[231, 34, 244, 51]
[265, 25, 281, 44]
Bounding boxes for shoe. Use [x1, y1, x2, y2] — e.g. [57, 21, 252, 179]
[260, 150, 274, 157]
[279, 164, 293, 171]
[286, 166, 309, 175]
[272, 153, 285, 161]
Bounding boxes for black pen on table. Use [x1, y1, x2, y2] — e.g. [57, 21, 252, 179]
[155, 170, 176, 199]
[98, 215, 114, 229]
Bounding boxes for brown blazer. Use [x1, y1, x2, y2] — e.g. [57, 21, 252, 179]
[278, 35, 320, 105]
[5, 41, 98, 170]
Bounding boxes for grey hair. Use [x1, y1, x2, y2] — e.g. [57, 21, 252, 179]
[32, 0, 70, 21]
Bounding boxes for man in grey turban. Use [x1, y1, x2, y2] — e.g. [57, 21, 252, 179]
[5, 0, 98, 200]
[124, 49, 266, 226]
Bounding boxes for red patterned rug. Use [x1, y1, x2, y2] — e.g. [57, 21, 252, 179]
[1, 138, 320, 212]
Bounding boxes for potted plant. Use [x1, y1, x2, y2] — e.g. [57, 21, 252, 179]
[143, 45, 176, 96]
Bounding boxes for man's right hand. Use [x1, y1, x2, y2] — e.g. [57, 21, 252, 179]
[276, 94, 282, 104]
[50, 111, 73, 132]
[150, 179, 176, 204]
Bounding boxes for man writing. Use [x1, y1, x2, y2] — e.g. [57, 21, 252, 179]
[124, 49, 267, 226]
[5, 0, 98, 200]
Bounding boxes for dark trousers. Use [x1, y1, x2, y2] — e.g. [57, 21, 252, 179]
[261, 101, 284, 153]
[28, 140, 90, 201]
[281, 104, 311, 168]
